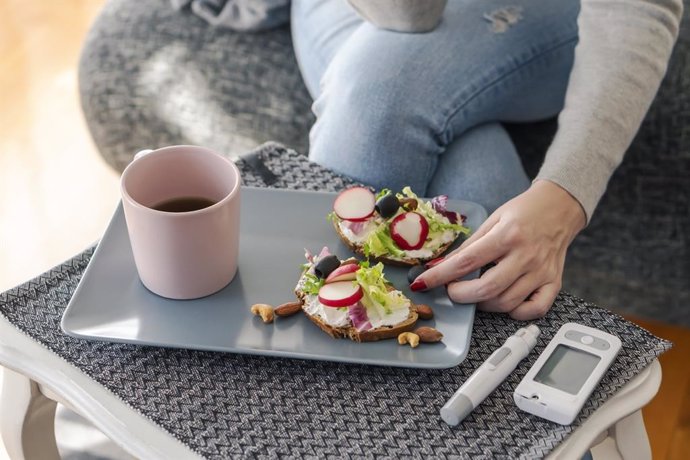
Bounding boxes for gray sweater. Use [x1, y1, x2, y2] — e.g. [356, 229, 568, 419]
[350, 0, 683, 222]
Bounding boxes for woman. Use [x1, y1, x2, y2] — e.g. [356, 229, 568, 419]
[176, 0, 681, 318]
[288, 0, 682, 319]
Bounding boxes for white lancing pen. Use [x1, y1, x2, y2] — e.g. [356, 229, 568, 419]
[441, 324, 541, 426]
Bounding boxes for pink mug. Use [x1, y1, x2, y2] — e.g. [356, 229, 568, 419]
[120, 145, 241, 299]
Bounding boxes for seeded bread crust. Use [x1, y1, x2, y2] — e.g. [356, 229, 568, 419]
[332, 218, 456, 267]
[295, 277, 419, 343]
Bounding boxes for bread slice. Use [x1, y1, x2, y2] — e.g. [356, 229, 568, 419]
[332, 218, 456, 267]
[294, 274, 419, 343]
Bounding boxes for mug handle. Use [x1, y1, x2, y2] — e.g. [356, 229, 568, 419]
[133, 149, 154, 161]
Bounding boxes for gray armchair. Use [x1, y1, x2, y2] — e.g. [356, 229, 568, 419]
[79, 0, 690, 325]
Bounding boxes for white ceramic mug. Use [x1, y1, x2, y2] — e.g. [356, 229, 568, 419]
[120, 145, 241, 299]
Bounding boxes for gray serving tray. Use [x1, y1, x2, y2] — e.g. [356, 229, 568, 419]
[62, 187, 487, 369]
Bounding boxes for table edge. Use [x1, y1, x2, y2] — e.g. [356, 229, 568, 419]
[0, 316, 201, 460]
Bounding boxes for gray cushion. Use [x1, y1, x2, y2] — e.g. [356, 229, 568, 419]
[78, 0, 313, 172]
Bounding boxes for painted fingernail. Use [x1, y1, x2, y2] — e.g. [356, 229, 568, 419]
[425, 257, 445, 269]
[410, 279, 428, 292]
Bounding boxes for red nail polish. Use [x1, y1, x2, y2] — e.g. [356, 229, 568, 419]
[425, 257, 445, 269]
[410, 279, 427, 292]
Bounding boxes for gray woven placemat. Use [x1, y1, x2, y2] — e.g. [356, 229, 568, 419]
[0, 143, 671, 459]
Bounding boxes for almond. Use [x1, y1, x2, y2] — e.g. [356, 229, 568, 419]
[399, 197, 418, 211]
[415, 304, 434, 320]
[340, 257, 359, 266]
[415, 326, 443, 343]
[274, 301, 303, 317]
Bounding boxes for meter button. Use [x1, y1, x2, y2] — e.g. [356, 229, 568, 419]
[580, 335, 594, 345]
[592, 339, 610, 350]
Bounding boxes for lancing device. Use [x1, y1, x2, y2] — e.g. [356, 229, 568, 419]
[441, 324, 540, 426]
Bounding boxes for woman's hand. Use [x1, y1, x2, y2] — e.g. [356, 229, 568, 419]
[411, 180, 586, 320]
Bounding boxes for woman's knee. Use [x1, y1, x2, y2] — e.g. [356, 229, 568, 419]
[305, 0, 579, 188]
[309, 54, 440, 191]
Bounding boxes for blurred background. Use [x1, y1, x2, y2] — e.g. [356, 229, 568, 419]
[0, 1, 126, 458]
[0, 0, 120, 294]
[0, 0, 688, 458]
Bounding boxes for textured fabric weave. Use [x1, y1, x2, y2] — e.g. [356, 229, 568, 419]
[0, 143, 670, 459]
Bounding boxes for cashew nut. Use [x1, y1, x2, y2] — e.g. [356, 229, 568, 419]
[398, 332, 420, 348]
[251, 304, 274, 324]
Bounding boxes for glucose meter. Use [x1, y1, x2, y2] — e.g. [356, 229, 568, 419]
[513, 323, 621, 425]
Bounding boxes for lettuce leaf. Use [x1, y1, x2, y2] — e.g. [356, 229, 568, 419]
[301, 272, 323, 296]
[375, 188, 391, 200]
[362, 225, 405, 259]
[428, 217, 470, 236]
[356, 262, 409, 315]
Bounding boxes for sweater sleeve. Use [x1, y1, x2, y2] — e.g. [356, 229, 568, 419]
[536, 0, 683, 223]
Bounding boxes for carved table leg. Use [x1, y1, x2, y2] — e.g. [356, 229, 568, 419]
[611, 410, 652, 460]
[0, 368, 60, 460]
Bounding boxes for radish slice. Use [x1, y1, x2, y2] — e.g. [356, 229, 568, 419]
[389, 212, 429, 250]
[318, 281, 363, 307]
[325, 264, 360, 284]
[333, 187, 375, 222]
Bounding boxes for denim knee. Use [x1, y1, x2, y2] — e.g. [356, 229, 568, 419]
[309, 60, 440, 193]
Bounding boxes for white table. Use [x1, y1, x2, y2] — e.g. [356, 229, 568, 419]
[0, 314, 661, 460]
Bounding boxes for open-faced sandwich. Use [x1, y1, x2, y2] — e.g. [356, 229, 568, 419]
[329, 186, 470, 266]
[249, 247, 443, 346]
[294, 247, 425, 342]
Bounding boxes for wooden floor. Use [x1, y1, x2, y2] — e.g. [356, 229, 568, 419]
[0, 1, 689, 458]
[634, 317, 690, 459]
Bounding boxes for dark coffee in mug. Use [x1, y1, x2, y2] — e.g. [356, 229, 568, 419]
[152, 196, 217, 213]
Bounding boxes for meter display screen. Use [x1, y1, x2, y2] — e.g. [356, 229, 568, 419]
[534, 345, 601, 395]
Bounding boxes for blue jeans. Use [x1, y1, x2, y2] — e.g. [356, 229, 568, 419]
[291, 0, 580, 213]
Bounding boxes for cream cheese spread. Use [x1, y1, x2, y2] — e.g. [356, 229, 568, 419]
[338, 218, 379, 244]
[303, 294, 350, 328]
[364, 293, 411, 329]
[403, 229, 455, 258]
[298, 281, 412, 329]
